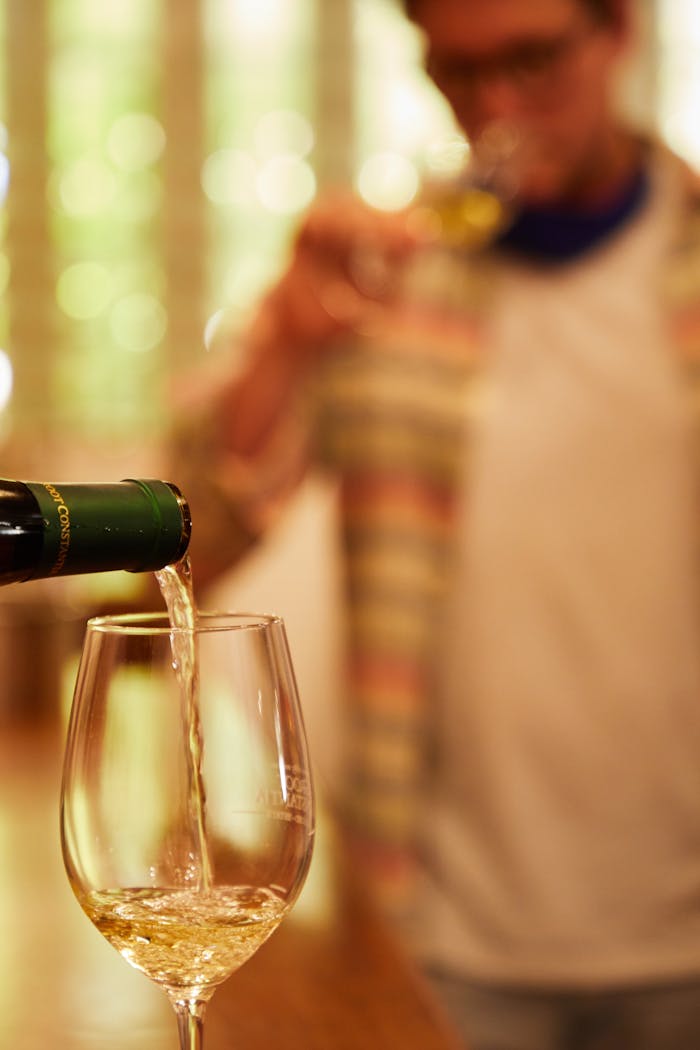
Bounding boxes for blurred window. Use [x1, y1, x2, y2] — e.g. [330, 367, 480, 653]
[657, 1, 700, 167]
[1, 0, 690, 472]
[353, 0, 457, 211]
[202, 0, 315, 347]
[48, 0, 163, 442]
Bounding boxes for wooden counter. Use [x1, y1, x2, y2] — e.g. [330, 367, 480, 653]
[0, 724, 463, 1049]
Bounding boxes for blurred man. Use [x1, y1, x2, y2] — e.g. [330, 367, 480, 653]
[175, 1, 700, 1046]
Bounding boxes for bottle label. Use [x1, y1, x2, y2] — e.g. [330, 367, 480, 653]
[25, 479, 189, 578]
[36, 482, 72, 575]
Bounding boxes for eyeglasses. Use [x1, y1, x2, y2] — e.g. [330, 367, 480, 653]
[426, 20, 598, 99]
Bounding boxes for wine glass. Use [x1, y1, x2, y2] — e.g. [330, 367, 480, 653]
[60, 611, 315, 1050]
[412, 120, 522, 248]
[322, 120, 524, 329]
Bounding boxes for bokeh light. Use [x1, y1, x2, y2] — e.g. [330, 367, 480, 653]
[56, 261, 113, 320]
[382, 77, 455, 156]
[109, 292, 167, 352]
[217, 0, 294, 46]
[201, 149, 257, 208]
[107, 112, 166, 172]
[55, 157, 117, 217]
[115, 259, 166, 299]
[112, 170, 162, 223]
[254, 109, 314, 160]
[256, 156, 316, 214]
[424, 136, 471, 179]
[356, 151, 419, 211]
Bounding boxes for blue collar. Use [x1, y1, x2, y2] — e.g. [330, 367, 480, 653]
[495, 165, 650, 264]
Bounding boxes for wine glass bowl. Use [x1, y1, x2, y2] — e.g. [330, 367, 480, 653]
[330, 121, 524, 329]
[411, 121, 523, 249]
[60, 611, 315, 1047]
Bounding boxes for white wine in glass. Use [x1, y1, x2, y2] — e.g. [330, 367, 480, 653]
[411, 122, 522, 249]
[60, 611, 315, 1049]
[334, 120, 523, 326]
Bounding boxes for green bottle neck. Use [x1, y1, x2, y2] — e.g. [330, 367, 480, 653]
[25, 479, 191, 578]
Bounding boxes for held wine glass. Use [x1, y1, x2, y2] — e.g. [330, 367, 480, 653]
[321, 120, 525, 329]
[60, 612, 315, 1049]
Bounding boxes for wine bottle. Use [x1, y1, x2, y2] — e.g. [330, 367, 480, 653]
[0, 478, 191, 585]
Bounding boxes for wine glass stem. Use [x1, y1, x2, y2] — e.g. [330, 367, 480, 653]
[174, 1000, 206, 1050]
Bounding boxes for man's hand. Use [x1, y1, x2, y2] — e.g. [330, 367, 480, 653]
[264, 191, 424, 358]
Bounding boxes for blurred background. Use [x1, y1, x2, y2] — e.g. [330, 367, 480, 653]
[0, 0, 697, 766]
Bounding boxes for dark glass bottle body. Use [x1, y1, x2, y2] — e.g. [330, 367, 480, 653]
[0, 479, 191, 585]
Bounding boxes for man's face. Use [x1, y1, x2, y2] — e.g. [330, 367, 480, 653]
[411, 0, 628, 207]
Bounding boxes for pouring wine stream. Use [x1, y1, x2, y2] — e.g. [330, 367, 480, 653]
[156, 555, 213, 893]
